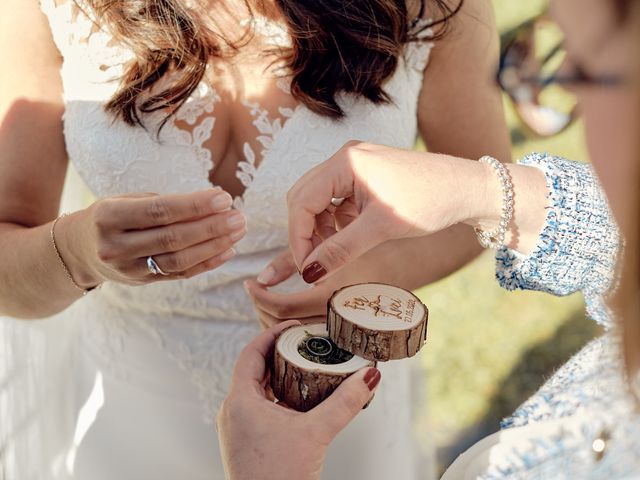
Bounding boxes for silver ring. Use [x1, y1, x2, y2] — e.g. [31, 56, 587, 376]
[147, 256, 169, 276]
[305, 337, 334, 357]
[330, 197, 345, 207]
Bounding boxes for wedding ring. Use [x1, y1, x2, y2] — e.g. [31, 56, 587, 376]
[305, 337, 334, 357]
[147, 256, 169, 276]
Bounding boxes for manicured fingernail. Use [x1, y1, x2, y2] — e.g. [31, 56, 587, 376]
[212, 192, 233, 211]
[220, 248, 236, 261]
[363, 367, 378, 384]
[302, 262, 326, 284]
[230, 229, 246, 242]
[257, 265, 276, 285]
[367, 369, 381, 391]
[227, 211, 246, 229]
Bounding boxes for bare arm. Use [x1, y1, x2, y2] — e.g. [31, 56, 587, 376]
[0, 1, 247, 319]
[247, 0, 514, 326]
[0, 0, 81, 317]
[354, 0, 511, 288]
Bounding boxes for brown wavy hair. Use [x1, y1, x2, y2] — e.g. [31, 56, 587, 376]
[81, 0, 463, 126]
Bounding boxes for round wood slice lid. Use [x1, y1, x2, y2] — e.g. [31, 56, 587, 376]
[327, 283, 429, 361]
[276, 323, 372, 374]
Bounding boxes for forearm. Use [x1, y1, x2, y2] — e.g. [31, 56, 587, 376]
[0, 218, 85, 319]
[318, 150, 548, 291]
[351, 224, 482, 290]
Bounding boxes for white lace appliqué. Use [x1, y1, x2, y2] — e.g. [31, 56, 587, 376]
[237, 99, 296, 189]
[38, 0, 434, 430]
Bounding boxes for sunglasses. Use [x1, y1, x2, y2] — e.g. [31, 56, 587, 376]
[497, 16, 624, 137]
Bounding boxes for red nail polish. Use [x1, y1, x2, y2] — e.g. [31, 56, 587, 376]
[363, 367, 378, 384]
[367, 370, 381, 391]
[302, 262, 327, 284]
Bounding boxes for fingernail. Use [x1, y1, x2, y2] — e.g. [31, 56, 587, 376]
[366, 369, 381, 391]
[363, 367, 378, 384]
[257, 265, 276, 285]
[212, 192, 233, 211]
[302, 262, 326, 284]
[227, 211, 246, 229]
[230, 228, 246, 242]
[220, 248, 236, 261]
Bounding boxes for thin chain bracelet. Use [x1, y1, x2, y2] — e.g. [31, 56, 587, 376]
[474, 155, 514, 249]
[51, 214, 99, 296]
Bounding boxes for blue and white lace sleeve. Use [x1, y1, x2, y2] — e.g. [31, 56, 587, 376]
[495, 153, 621, 328]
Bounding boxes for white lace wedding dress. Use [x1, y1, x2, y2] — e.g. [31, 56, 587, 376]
[0, 2, 436, 479]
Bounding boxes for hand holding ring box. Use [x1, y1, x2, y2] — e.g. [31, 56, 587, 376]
[271, 283, 429, 411]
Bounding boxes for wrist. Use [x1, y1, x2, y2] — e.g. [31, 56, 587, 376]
[459, 158, 505, 230]
[57, 211, 103, 289]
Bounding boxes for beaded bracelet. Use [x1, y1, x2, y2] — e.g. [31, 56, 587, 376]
[474, 155, 514, 249]
[51, 214, 99, 296]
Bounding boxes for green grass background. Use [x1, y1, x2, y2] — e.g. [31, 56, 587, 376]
[413, 0, 601, 471]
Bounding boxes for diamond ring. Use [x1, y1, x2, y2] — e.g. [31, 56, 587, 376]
[147, 256, 169, 276]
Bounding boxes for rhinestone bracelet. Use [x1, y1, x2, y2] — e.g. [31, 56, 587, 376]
[474, 155, 514, 249]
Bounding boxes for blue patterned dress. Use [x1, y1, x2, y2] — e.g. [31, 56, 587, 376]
[451, 154, 640, 479]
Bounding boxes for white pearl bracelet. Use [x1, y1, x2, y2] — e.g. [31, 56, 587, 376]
[474, 155, 514, 249]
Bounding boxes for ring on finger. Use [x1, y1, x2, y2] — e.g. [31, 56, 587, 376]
[147, 256, 170, 276]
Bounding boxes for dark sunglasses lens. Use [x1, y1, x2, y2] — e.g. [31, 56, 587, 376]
[499, 20, 577, 137]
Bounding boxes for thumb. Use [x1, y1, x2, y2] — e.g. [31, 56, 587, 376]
[300, 215, 383, 284]
[307, 367, 381, 444]
[256, 249, 297, 286]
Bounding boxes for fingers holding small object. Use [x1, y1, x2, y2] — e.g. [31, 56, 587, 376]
[256, 249, 297, 286]
[102, 189, 234, 230]
[145, 235, 240, 276]
[233, 320, 302, 390]
[125, 209, 246, 258]
[315, 210, 337, 241]
[176, 248, 237, 279]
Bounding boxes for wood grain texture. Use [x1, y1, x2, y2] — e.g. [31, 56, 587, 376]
[270, 323, 375, 412]
[327, 284, 429, 362]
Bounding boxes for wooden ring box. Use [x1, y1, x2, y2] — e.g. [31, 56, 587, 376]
[271, 283, 428, 412]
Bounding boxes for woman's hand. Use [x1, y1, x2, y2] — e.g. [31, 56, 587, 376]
[287, 142, 497, 283]
[58, 187, 247, 288]
[287, 142, 550, 284]
[244, 250, 336, 329]
[217, 321, 381, 480]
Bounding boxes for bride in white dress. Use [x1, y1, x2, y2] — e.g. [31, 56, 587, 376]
[0, 0, 509, 478]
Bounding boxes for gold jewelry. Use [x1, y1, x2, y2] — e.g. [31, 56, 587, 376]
[51, 214, 98, 296]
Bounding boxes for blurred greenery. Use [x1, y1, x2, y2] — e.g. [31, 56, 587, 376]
[413, 0, 600, 472]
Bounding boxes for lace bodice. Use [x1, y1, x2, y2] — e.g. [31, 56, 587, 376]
[40, 0, 433, 315]
[38, 0, 435, 426]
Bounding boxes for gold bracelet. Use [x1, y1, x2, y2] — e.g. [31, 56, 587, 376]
[50, 214, 98, 296]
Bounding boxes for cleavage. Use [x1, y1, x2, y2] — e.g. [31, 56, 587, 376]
[171, 41, 297, 200]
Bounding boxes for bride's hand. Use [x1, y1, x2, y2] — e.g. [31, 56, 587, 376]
[58, 188, 246, 287]
[217, 321, 380, 480]
[244, 250, 338, 329]
[287, 141, 498, 283]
